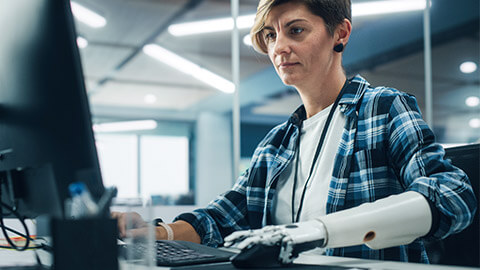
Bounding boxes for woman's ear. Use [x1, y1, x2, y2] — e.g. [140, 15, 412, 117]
[336, 18, 352, 47]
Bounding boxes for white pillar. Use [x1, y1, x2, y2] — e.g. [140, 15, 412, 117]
[423, 0, 433, 126]
[231, 0, 241, 184]
[195, 112, 233, 206]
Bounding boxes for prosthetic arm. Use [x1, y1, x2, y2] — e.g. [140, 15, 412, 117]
[224, 191, 432, 266]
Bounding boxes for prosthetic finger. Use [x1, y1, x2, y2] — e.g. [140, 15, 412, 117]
[236, 235, 263, 249]
[224, 230, 254, 246]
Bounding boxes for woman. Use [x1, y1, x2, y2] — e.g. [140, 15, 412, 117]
[113, 0, 477, 263]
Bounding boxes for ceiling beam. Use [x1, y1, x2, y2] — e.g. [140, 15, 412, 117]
[88, 0, 204, 95]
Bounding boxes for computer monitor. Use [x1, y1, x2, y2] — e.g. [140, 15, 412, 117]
[0, 0, 105, 219]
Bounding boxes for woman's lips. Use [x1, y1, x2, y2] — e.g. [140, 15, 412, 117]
[279, 62, 299, 69]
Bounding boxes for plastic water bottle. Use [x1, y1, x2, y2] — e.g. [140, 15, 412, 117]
[68, 182, 99, 218]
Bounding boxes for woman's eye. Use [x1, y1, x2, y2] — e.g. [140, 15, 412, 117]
[291, 27, 304, 34]
[264, 32, 276, 42]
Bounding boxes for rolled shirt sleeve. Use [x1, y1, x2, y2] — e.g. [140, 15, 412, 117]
[174, 170, 251, 247]
[387, 93, 477, 239]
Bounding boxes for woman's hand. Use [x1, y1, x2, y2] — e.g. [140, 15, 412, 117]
[111, 211, 202, 243]
[111, 211, 149, 238]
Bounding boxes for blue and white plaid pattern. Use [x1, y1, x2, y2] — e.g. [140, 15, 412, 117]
[176, 75, 477, 263]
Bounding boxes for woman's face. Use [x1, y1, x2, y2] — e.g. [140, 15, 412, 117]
[263, 2, 337, 88]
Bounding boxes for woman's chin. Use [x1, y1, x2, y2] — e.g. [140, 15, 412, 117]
[280, 76, 299, 86]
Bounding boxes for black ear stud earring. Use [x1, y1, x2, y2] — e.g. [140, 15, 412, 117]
[333, 43, 344, 53]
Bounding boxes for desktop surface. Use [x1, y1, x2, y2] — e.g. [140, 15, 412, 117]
[172, 262, 367, 270]
[119, 253, 479, 270]
[0, 248, 478, 270]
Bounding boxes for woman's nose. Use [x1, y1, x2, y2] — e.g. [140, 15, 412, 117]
[273, 32, 291, 55]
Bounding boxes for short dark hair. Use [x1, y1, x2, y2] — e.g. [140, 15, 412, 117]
[251, 0, 352, 54]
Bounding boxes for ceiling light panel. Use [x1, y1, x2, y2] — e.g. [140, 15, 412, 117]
[143, 44, 234, 93]
[71, 1, 107, 28]
[93, 120, 157, 133]
[168, 0, 427, 36]
[460, 61, 478, 74]
[465, 96, 480, 107]
[76, 36, 88, 49]
[168, 14, 255, 36]
[469, 118, 480, 129]
[353, 0, 427, 17]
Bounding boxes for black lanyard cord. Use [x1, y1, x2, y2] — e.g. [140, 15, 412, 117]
[291, 79, 350, 223]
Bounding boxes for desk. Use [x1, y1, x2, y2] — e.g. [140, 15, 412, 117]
[294, 252, 476, 270]
[0, 249, 476, 270]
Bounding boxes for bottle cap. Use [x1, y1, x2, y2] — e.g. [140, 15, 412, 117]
[69, 182, 86, 196]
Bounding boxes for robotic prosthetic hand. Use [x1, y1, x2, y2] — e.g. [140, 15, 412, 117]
[225, 220, 327, 267]
[224, 191, 432, 268]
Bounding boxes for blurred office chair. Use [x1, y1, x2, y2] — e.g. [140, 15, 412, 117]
[425, 143, 479, 267]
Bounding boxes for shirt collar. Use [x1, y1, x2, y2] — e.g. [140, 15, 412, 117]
[288, 105, 306, 127]
[288, 74, 369, 126]
[338, 74, 369, 108]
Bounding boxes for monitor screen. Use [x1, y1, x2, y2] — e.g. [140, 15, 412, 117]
[0, 0, 105, 219]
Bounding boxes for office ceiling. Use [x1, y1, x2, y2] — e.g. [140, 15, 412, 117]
[75, 0, 480, 143]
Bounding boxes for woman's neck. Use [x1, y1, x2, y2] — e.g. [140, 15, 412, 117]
[297, 70, 347, 118]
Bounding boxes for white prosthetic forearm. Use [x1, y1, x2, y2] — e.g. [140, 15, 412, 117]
[318, 191, 432, 249]
[225, 191, 432, 266]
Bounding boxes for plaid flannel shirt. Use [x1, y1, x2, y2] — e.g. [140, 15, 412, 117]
[176, 75, 477, 263]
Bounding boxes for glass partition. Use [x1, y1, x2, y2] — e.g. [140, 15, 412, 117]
[431, 28, 479, 144]
[74, 0, 234, 205]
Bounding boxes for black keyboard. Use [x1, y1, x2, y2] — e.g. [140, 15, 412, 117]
[120, 240, 236, 267]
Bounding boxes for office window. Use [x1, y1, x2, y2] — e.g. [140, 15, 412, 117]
[95, 134, 138, 198]
[139, 136, 189, 198]
[95, 134, 189, 201]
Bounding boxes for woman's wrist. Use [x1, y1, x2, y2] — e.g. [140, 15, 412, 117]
[153, 218, 174, 240]
[157, 222, 174, 240]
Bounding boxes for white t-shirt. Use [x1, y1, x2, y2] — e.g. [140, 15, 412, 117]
[272, 104, 346, 225]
